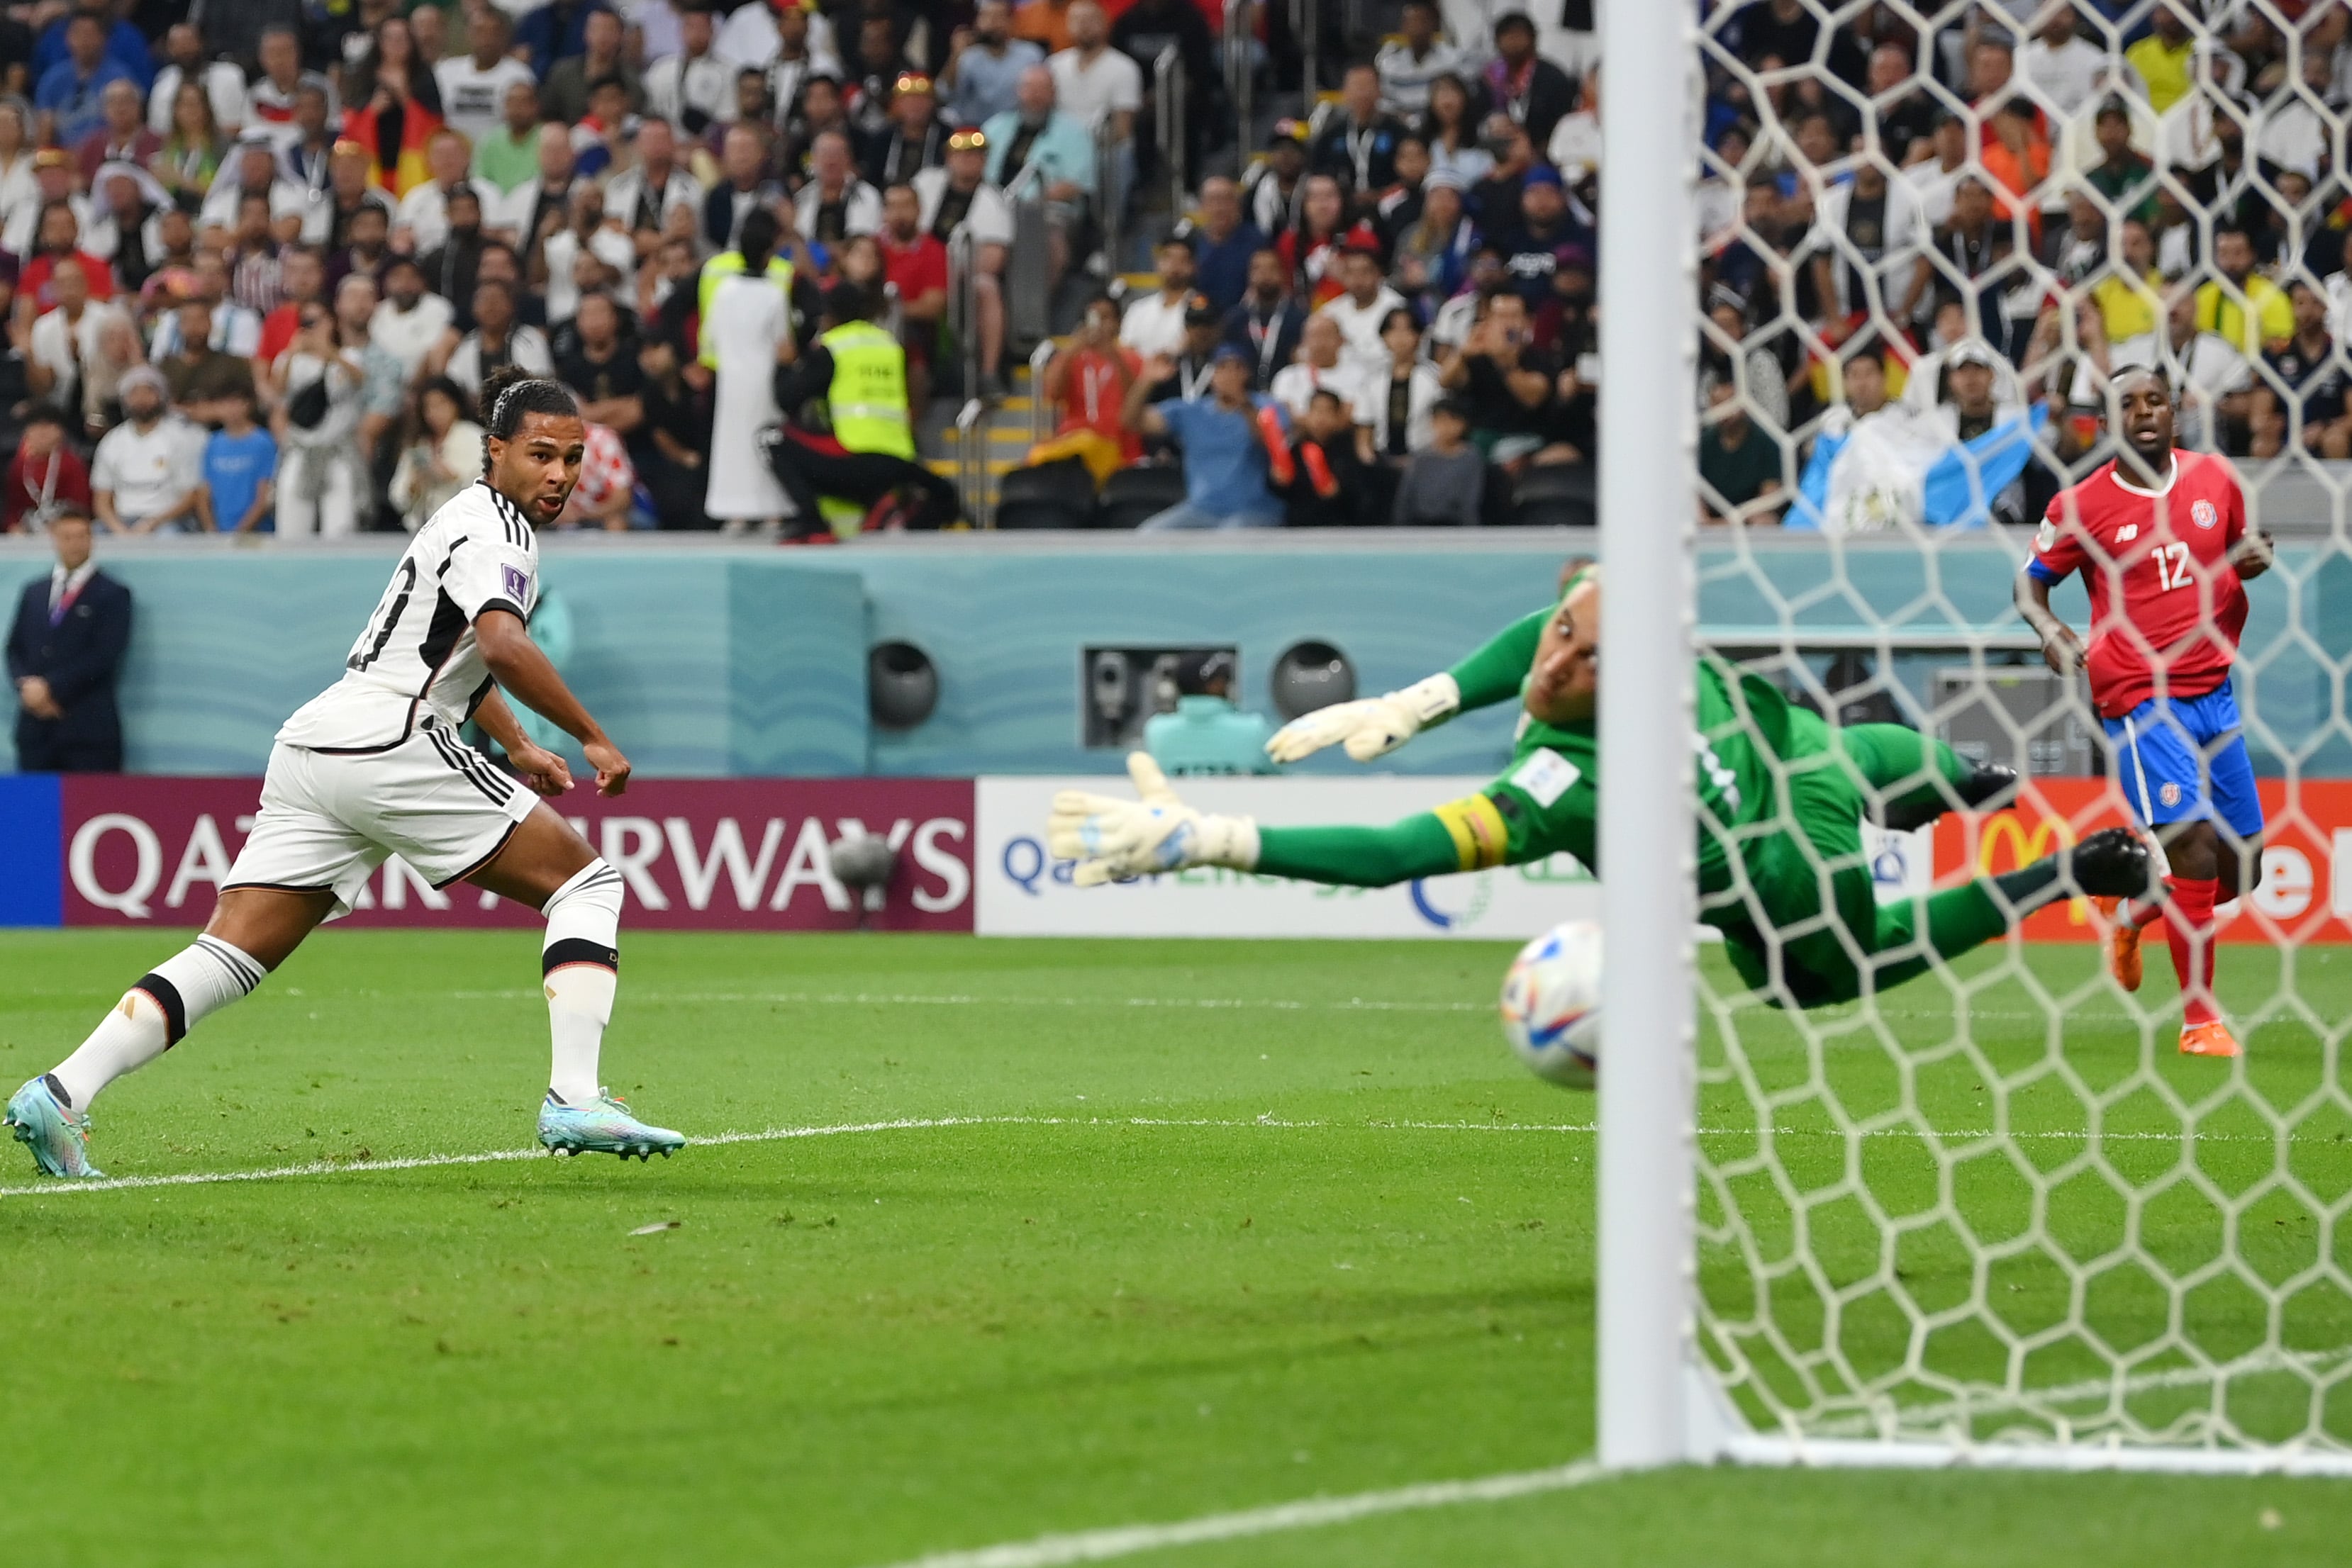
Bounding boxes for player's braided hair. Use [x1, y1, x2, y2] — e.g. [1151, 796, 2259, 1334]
[479, 365, 580, 478]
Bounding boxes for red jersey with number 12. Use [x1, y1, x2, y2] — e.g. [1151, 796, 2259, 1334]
[2026, 450, 2248, 719]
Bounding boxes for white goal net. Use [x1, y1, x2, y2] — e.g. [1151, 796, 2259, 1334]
[1602, 0, 2352, 1474]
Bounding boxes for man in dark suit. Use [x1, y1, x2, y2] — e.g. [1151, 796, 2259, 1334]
[8, 508, 132, 773]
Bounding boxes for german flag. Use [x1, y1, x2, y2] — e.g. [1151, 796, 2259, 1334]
[340, 103, 447, 198]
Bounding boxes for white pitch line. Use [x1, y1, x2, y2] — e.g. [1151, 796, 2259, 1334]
[437, 990, 1493, 1014]
[865, 1459, 1606, 1568]
[0, 1112, 2324, 1201]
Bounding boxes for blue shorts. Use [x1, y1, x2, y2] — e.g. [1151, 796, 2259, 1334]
[2102, 679, 2265, 839]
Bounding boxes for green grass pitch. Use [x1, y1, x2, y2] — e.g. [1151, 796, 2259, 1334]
[1, 929, 2348, 1567]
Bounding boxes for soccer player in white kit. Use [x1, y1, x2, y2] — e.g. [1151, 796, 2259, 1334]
[7, 369, 685, 1179]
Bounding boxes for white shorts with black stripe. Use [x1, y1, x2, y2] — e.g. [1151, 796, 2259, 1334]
[224, 729, 539, 919]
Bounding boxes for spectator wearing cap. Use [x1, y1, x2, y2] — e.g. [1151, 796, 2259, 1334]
[1120, 237, 1200, 359]
[1244, 119, 1311, 236]
[1180, 177, 1265, 317]
[1316, 242, 1408, 379]
[8, 504, 132, 771]
[942, 0, 1044, 128]
[644, 5, 735, 139]
[544, 9, 645, 125]
[1376, 2, 1468, 119]
[1493, 164, 1593, 311]
[91, 366, 203, 534]
[1312, 63, 1412, 221]
[866, 72, 949, 188]
[1122, 344, 1288, 532]
[35, 11, 134, 150]
[1222, 247, 1308, 391]
[1145, 295, 1225, 405]
[1482, 11, 1576, 149]
[1144, 651, 1277, 777]
[912, 126, 1011, 392]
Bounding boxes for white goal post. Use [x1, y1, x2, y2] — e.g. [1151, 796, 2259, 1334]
[1596, 0, 2352, 1478]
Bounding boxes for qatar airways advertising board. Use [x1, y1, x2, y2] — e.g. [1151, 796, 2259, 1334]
[33, 777, 975, 932]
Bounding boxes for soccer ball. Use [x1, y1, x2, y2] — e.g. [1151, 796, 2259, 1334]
[1499, 921, 1603, 1088]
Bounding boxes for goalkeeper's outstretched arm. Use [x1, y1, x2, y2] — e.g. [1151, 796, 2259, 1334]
[1049, 755, 1527, 888]
[1264, 604, 1553, 764]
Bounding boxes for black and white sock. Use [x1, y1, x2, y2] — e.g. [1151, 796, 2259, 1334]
[48, 936, 266, 1110]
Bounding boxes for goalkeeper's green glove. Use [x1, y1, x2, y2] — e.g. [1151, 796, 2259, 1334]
[1263, 673, 1461, 764]
[1047, 753, 1261, 886]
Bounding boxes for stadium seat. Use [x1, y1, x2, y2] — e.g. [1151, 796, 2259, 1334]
[1097, 464, 1189, 530]
[993, 459, 1098, 531]
[1508, 464, 1597, 529]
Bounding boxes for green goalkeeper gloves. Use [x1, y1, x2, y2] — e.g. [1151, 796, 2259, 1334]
[1048, 754, 1261, 885]
[1263, 673, 1461, 764]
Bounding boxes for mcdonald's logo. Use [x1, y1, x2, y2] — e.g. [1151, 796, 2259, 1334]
[1975, 813, 2090, 924]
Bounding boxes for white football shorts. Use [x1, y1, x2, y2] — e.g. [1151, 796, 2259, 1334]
[224, 728, 540, 918]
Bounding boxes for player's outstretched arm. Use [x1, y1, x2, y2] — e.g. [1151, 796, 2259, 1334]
[474, 610, 631, 796]
[1049, 753, 1482, 889]
[2014, 569, 2085, 678]
[1264, 604, 1551, 765]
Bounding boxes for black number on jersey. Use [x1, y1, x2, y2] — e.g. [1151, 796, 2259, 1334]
[350, 557, 420, 672]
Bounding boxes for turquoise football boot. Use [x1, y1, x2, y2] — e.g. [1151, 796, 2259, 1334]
[6, 1077, 106, 1180]
[537, 1090, 685, 1161]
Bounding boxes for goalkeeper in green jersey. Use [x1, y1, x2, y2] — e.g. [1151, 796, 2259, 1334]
[1048, 569, 2157, 1008]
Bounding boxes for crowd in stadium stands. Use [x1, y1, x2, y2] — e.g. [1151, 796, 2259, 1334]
[2, 0, 2348, 534]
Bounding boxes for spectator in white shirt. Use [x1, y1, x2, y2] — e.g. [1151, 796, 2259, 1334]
[913, 128, 1013, 391]
[430, 278, 555, 401]
[2016, 7, 2121, 118]
[147, 23, 247, 136]
[791, 130, 884, 245]
[369, 255, 459, 381]
[717, 0, 842, 73]
[1544, 63, 1600, 184]
[1047, 1, 1141, 137]
[25, 258, 129, 417]
[196, 136, 307, 235]
[2076, 285, 2249, 452]
[1315, 242, 1408, 376]
[1270, 313, 1372, 424]
[645, 5, 738, 136]
[540, 184, 637, 327]
[434, 9, 540, 146]
[90, 368, 202, 533]
[393, 130, 506, 257]
[1120, 237, 1199, 357]
[1375, 1, 1467, 118]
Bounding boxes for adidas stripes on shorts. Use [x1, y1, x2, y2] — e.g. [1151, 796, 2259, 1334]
[224, 728, 540, 919]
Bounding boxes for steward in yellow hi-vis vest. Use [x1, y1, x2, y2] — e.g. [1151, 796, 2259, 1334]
[762, 281, 962, 538]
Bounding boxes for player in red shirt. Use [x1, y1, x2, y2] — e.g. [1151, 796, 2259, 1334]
[2017, 366, 2275, 1058]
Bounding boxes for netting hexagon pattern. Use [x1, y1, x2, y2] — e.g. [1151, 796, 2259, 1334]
[1685, 0, 2352, 1458]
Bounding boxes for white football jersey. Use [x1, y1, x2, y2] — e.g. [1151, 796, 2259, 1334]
[277, 481, 542, 753]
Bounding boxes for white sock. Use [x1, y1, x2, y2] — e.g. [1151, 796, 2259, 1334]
[542, 860, 624, 1106]
[50, 936, 266, 1111]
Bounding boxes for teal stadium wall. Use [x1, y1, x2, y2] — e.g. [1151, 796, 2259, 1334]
[1, 537, 2344, 778]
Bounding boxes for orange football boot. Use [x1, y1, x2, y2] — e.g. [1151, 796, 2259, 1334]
[2178, 1021, 2242, 1058]
[2093, 897, 2143, 992]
